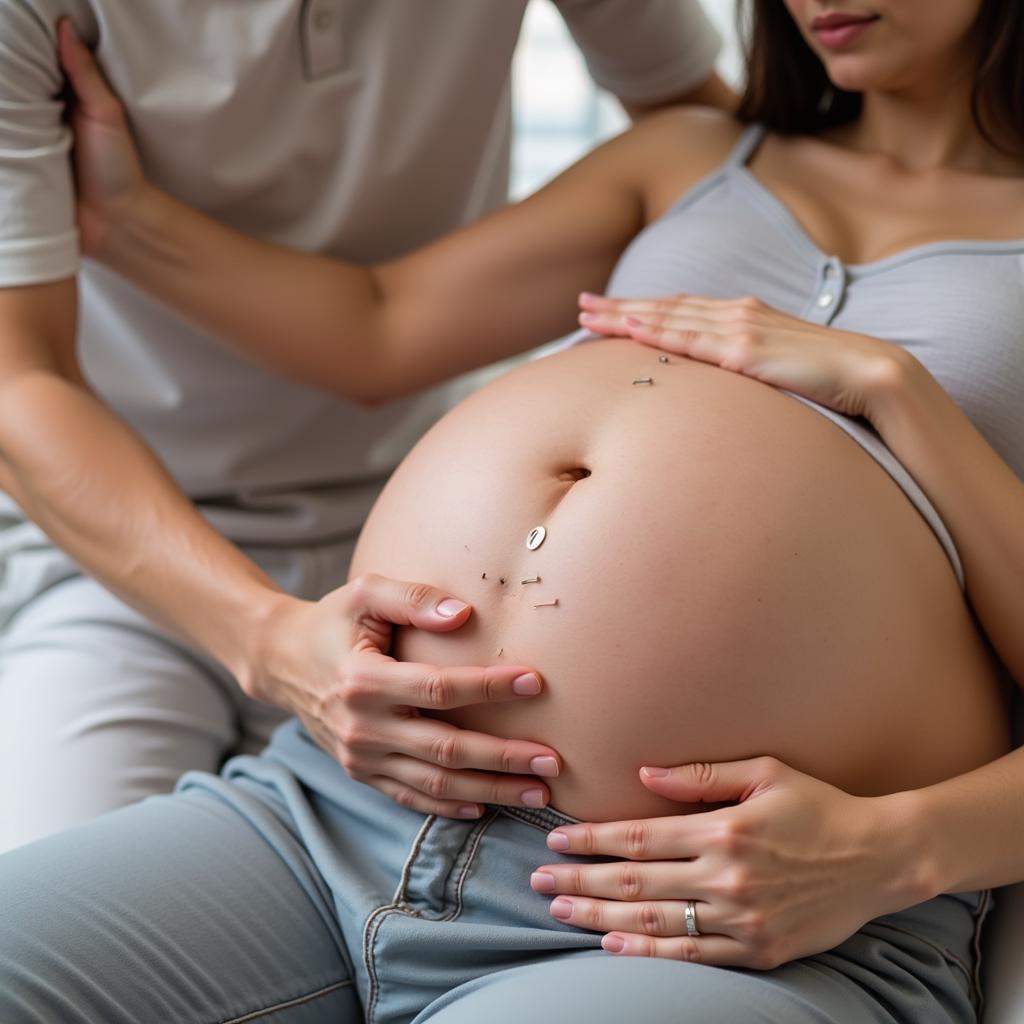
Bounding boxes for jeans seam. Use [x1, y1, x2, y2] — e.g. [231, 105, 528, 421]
[363, 815, 441, 1024]
[219, 977, 354, 1023]
[874, 920, 975, 993]
[393, 815, 436, 905]
[446, 808, 499, 922]
[969, 889, 993, 1016]
[364, 821, 432, 1023]
[500, 805, 581, 830]
[363, 908, 393, 1024]
[363, 810, 500, 1024]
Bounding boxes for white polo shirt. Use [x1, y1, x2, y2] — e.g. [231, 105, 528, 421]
[0, 0, 719, 544]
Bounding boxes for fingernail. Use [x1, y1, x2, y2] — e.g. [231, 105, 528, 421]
[457, 805, 482, 819]
[579, 312, 598, 322]
[626, 316, 644, 327]
[550, 898, 573, 920]
[512, 673, 541, 696]
[522, 788, 547, 808]
[579, 292, 599, 302]
[436, 598, 469, 618]
[530, 756, 559, 778]
[546, 830, 570, 851]
[530, 871, 557, 892]
[640, 766, 670, 777]
[602, 935, 626, 954]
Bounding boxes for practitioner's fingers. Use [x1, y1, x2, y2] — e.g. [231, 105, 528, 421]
[375, 753, 551, 815]
[368, 774, 489, 820]
[347, 653, 548, 712]
[390, 716, 560, 778]
[57, 19, 126, 127]
[339, 572, 477, 635]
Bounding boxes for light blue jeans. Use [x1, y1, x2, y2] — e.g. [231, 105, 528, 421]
[0, 719, 988, 1023]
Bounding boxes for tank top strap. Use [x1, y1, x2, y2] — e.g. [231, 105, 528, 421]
[725, 123, 767, 169]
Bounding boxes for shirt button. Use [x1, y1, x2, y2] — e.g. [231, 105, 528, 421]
[817, 293, 834, 308]
[313, 9, 335, 29]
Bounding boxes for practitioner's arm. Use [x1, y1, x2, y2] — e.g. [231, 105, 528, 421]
[621, 72, 737, 121]
[551, 0, 736, 118]
[58, 22, 655, 405]
[0, 12, 562, 822]
[0, 280, 562, 819]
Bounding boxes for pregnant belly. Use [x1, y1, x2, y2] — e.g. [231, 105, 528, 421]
[350, 339, 1009, 822]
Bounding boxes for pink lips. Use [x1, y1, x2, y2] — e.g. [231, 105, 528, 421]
[811, 11, 879, 49]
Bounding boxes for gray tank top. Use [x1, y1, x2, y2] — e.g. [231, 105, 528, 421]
[567, 123, 1024, 589]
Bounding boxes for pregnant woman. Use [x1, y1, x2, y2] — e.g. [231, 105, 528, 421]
[2, 1, 1023, 1022]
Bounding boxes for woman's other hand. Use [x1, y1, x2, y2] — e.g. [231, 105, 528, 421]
[578, 292, 914, 426]
[532, 757, 932, 968]
[246, 574, 561, 820]
[57, 19, 151, 256]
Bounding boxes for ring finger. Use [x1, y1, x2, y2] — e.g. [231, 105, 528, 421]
[548, 895, 720, 939]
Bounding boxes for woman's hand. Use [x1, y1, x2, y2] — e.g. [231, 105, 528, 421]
[248, 574, 562, 819]
[578, 292, 912, 425]
[531, 757, 932, 969]
[57, 19, 152, 256]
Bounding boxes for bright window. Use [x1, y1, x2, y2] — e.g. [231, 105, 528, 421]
[511, 0, 743, 199]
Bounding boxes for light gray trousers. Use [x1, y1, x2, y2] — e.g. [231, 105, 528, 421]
[0, 516, 352, 853]
[0, 719, 988, 1023]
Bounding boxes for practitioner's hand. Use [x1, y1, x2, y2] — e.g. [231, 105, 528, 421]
[531, 757, 931, 969]
[246, 574, 561, 820]
[57, 19, 153, 256]
[577, 292, 914, 426]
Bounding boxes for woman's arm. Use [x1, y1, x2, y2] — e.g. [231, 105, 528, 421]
[868, 357, 1024, 893]
[59, 22, 661, 404]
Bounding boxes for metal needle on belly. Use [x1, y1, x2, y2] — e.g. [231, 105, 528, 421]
[533, 599, 559, 609]
[521, 576, 541, 584]
[632, 376, 654, 386]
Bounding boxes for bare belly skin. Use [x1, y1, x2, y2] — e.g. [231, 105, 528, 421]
[351, 340, 1010, 822]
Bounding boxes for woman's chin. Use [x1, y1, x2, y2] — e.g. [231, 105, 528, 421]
[821, 56, 907, 96]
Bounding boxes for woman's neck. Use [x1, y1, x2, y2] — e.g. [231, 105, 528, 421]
[829, 54, 1022, 177]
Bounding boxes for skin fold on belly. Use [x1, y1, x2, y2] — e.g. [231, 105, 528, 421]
[350, 339, 1010, 822]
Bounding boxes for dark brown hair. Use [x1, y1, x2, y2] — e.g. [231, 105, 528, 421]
[735, 0, 1024, 153]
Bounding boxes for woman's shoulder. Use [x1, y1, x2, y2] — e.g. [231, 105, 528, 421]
[622, 106, 752, 219]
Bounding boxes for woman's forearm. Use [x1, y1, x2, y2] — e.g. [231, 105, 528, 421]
[102, 187, 390, 403]
[871, 354, 1024, 685]
[868, 359, 1024, 893]
[904, 744, 1024, 893]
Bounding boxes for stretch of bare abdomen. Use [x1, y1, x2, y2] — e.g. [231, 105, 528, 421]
[351, 340, 1009, 822]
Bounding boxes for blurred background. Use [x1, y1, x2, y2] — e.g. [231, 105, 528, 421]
[511, 1, 744, 199]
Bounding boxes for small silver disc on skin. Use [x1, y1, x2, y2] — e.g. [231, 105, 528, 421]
[526, 526, 547, 551]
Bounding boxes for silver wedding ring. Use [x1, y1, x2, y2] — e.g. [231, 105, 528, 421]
[684, 900, 700, 937]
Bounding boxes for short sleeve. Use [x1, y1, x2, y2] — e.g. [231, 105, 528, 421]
[0, 0, 80, 287]
[552, 0, 721, 105]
